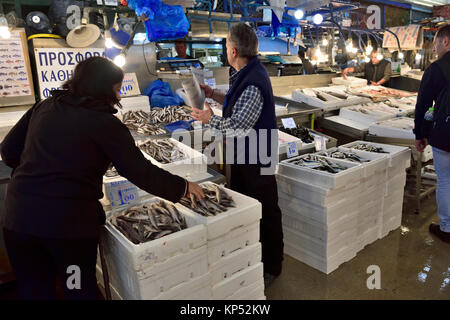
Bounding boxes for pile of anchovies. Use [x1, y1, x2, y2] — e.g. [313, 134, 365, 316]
[179, 183, 236, 216]
[121, 110, 167, 135]
[149, 106, 192, 124]
[288, 154, 347, 174]
[279, 125, 315, 144]
[319, 150, 370, 163]
[351, 143, 388, 154]
[112, 200, 187, 244]
[139, 139, 187, 164]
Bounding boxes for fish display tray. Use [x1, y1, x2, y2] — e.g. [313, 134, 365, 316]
[209, 242, 261, 286]
[322, 115, 370, 131]
[277, 154, 363, 189]
[315, 147, 389, 178]
[211, 262, 264, 300]
[368, 117, 416, 140]
[278, 130, 302, 155]
[177, 182, 262, 240]
[207, 221, 260, 266]
[225, 278, 265, 300]
[276, 173, 363, 207]
[153, 273, 211, 300]
[103, 197, 207, 272]
[284, 240, 357, 274]
[379, 213, 402, 239]
[139, 138, 207, 179]
[331, 76, 368, 88]
[117, 95, 151, 115]
[383, 189, 405, 213]
[291, 85, 370, 111]
[384, 172, 407, 197]
[282, 224, 357, 259]
[339, 104, 400, 126]
[341, 141, 411, 169]
[356, 226, 379, 252]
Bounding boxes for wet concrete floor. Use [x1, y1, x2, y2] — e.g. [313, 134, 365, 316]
[265, 193, 450, 300]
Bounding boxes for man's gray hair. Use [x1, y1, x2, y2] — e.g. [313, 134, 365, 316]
[228, 23, 258, 59]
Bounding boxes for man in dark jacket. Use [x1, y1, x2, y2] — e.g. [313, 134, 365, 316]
[342, 50, 392, 86]
[191, 23, 283, 287]
[414, 24, 450, 243]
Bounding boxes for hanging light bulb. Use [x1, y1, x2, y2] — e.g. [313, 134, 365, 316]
[351, 47, 358, 54]
[105, 30, 113, 49]
[415, 53, 422, 60]
[0, 15, 10, 39]
[364, 56, 370, 63]
[294, 9, 304, 20]
[365, 44, 373, 55]
[398, 51, 404, 59]
[346, 40, 353, 53]
[313, 14, 323, 25]
[322, 38, 328, 46]
[113, 53, 126, 67]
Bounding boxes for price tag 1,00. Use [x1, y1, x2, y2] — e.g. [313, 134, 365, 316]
[287, 141, 298, 158]
[105, 180, 140, 208]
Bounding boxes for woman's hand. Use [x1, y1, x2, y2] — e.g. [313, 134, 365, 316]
[187, 181, 205, 201]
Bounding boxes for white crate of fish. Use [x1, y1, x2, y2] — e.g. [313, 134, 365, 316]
[277, 154, 364, 189]
[119, 95, 151, 112]
[385, 96, 417, 115]
[209, 242, 261, 286]
[138, 137, 207, 179]
[278, 130, 302, 156]
[331, 76, 368, 88]
[291, 85, 370, 110]
[315, 147, 389, 178]
[368, 117, 416, 140]
[211, 262, 264, 300]
[96, 265, 123, 300]
[102, 197, 207, 272]
[207, 221, 260, 266]
[225, 277, 265, 300]
[278, 189, 360, 226]
[340, 141, 411, 169]
[153, 273, 211, 300]
[356, 226, 379, 252]
[176, 182, 262, 240]
[284, 239, 357, 274]
[276, 172, 363, 207]
[339, 102, 401, 126]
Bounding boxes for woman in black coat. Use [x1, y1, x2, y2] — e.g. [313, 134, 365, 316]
[0, 57, 204, 299]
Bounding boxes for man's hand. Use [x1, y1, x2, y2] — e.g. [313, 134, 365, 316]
[199, 84, 213, 99]
[370, 81, 379, 86]
[415, 139, 427, 153]
[192, 101, 213, 124]
[187, 182, 205, 201]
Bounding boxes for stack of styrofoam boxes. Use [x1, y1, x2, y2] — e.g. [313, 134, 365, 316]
[99, 197, 211, 300]
[341, 141, 411, 239]
[176, 182, 265, 300]
[276, 154, 366, 274]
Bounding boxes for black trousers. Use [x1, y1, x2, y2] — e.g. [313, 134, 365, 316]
[3, 228, 99, 300]
[230, 165, 284, 276]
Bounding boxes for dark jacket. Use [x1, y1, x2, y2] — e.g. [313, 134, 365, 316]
[414, 51, 450, 146]
[0, 90, 187, 239]
[355, 59, 391, 83]
[222, 56, 278, 167]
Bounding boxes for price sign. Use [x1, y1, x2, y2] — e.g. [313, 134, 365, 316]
[281, 117, 296, 129]
[105, 180, 140, 208]
[287, 141, 298, 158]
[204, 78, 216, 89]
[315, 136, 327, 152]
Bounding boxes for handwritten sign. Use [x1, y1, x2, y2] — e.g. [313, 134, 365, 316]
[286, 141, 298, 158]
[281, 117, 296, 129]
[119, 73, 141, 97]
[34, 47, 106, 99]
[204, 78, 216, 89]
[315, 136, 326, 152]
[105, 179, 140, 208]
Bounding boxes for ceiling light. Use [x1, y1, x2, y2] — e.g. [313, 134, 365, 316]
[313, 14, 323, 25]
[398, 52, 404, 59]
[113, 53, 126, 67]
[294, 9, 304, 20]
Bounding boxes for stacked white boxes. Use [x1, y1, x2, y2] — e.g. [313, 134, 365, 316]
[100, 197, 211, 300]
[176, 182, 265, 300]
[276, 142, 410, 274]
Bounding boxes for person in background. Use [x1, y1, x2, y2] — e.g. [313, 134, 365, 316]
[298, 50, 315, 75]
[342, 50, 392, 85]
[414, 24, 450, 243]
[191, 23, 284, 287]
[0, 57, 204, 299]
[174, 39, 194, 59]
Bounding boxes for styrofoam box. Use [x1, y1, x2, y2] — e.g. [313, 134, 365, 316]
[358, 183, 385, 208]
[341, 141, 411, 169]
[331, 76, 368, 87]
[339, 105, 396, 127]
[278, 130, 302, 155]
[211, 262, 264, 300]
[105, 243, 208, 300]
[284, 241, 357, 274]
[379, 214, 402, 239]
[207, 221, 260, 266]
[280, 206, 358, 242]
[382, 200, 403, 222]
[278, 189, 360, 226]
[316, 147, 389, 178]
[117, 95, 151, 115]
[210, 242, 261, 286]
[368, 117, 415, 140]
[276, 173, 364, 207]
[282, 224, 356, 259]
[323, 115, 370, 131]
[384, 172, 407, 197]
[177, 182, 262, 240]
[103, 197, 207, 272]
[225, 278, 265, 300]
[154, 273, 211, 300]
[278, 154, 363, 189]
[96, 265, 123, 300]
[383, 188, 405, 211]
[101, 175, 150, 210]
[356, 226, 379, 252]
[138, 138, 207, 179]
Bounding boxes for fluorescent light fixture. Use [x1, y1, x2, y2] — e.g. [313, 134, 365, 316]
[113, 53, 126, 67]
[294, 9, 304, 20]
[313, 14, 323, 25]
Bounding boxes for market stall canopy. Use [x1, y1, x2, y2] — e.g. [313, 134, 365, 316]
[382, 24, 423, 50]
